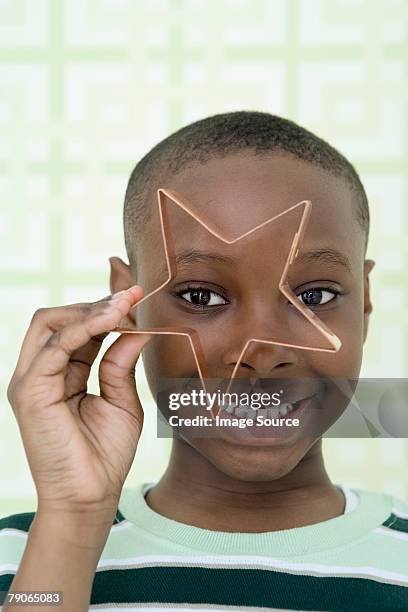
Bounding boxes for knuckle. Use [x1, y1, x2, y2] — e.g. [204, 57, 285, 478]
[6, 378, 15, 405]
[7, 378, 25, 409]
[99, 374, 122, 391]
[30, 307, 49, 325]
[101, 354, 128, 374]
[78, 300, 110, 318]
[80, 303, 93, 317]
[92, 300, 112, 316]
[99, 357, 136, 388]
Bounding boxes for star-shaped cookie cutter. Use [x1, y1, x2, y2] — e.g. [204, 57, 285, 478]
[115, 188, 342, 417]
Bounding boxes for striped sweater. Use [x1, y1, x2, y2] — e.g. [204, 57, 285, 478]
[1, 483, 407, 611]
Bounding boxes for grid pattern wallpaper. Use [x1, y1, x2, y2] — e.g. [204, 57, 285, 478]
[0, 0, 407, 516]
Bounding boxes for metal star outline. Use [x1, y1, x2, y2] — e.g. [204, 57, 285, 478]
[115, 188, 341, 416]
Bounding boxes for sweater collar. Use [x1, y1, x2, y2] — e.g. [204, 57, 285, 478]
[118, 482, 391, 557]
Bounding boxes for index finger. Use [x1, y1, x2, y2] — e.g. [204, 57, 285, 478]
[12, 288, 141, 381]
[27, 287, 143, 380]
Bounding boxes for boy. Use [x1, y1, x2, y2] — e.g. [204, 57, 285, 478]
[1, 111, 407, 611]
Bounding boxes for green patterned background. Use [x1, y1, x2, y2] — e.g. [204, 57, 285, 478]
[0, 0, 407, 517]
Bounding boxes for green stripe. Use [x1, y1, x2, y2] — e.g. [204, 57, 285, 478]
[0, 509, 125, 533]
[1, 567, 407, 609]
[0, 512, 35, 533]
[88, 567, 407, 610]
[113, 508, 127, 524]
[382, 513, 408, 534]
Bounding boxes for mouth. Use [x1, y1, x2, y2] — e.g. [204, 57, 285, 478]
[218, 392, 316, 419]
[211, 390, 322, 445]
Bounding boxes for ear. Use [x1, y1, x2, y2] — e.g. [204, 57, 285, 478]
[363, 259, 375, 343]
[109, 256, 137, 327]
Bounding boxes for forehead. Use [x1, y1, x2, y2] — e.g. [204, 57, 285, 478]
[142, 153, 364, 267]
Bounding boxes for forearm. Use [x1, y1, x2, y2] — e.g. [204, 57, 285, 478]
[3, 509, 115, 612]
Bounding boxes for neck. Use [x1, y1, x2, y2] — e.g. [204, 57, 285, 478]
[145, 439, 345, 532]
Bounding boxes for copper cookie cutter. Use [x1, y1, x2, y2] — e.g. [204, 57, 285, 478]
[115, 188, 342, 414]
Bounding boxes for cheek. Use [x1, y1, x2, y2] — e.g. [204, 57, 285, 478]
[309, 336, 363, 379]
[308, 290, 365, 378]
[138, 296, 227, 377]
[142, 334, 206, 380]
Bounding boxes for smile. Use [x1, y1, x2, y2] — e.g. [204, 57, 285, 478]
[220, 393, 318, 420]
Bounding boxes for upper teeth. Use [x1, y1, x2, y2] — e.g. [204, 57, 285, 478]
[223, 403, 294, 417]
[279, 404, 288, 416]
[277, 403, 294, 416]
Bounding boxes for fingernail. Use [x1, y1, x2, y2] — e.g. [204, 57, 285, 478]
[128, 284, 143, 295]
[110, 285, 142, 302]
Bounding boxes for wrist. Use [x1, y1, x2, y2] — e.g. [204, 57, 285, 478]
[32, 504, 117, 553]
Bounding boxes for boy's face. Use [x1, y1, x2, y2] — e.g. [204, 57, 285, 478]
[111, 152, 374, 481]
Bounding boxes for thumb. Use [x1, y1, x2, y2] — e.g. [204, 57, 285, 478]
[98, 333, 151, 414]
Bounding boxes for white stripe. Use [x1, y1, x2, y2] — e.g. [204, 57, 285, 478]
[95, 554, 408, 584]
[90, 608, 254, 612]
[89, 608, 296, 612]
[0, 529, 27, 538]
[0, 563, 18, 575]
[392, 507, 408, 520]
[0, 521, 131, 539]
[111, 520, 133, 532]
[374, 526, 408, 542]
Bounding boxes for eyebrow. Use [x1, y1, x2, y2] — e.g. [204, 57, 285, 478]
[174, 249, 235, 268]
[161, 247, 351, 275]
[295, 248, 352, 272]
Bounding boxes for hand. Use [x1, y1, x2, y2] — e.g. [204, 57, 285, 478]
[7, 286, 151, 517]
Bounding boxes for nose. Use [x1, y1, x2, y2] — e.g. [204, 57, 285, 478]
[224, 338, 299, 380]
[222, 290, 303, 378]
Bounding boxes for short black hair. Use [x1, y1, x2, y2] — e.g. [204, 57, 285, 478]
[124, 111, 369, 271]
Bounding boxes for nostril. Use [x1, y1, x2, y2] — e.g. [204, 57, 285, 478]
[240, 362, 254, 369]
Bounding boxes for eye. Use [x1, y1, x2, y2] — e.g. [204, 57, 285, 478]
[176, 287, 228, 308]
[297, 287, 339, 306]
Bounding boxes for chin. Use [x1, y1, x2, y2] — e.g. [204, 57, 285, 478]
[200, 440, 308, 482]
